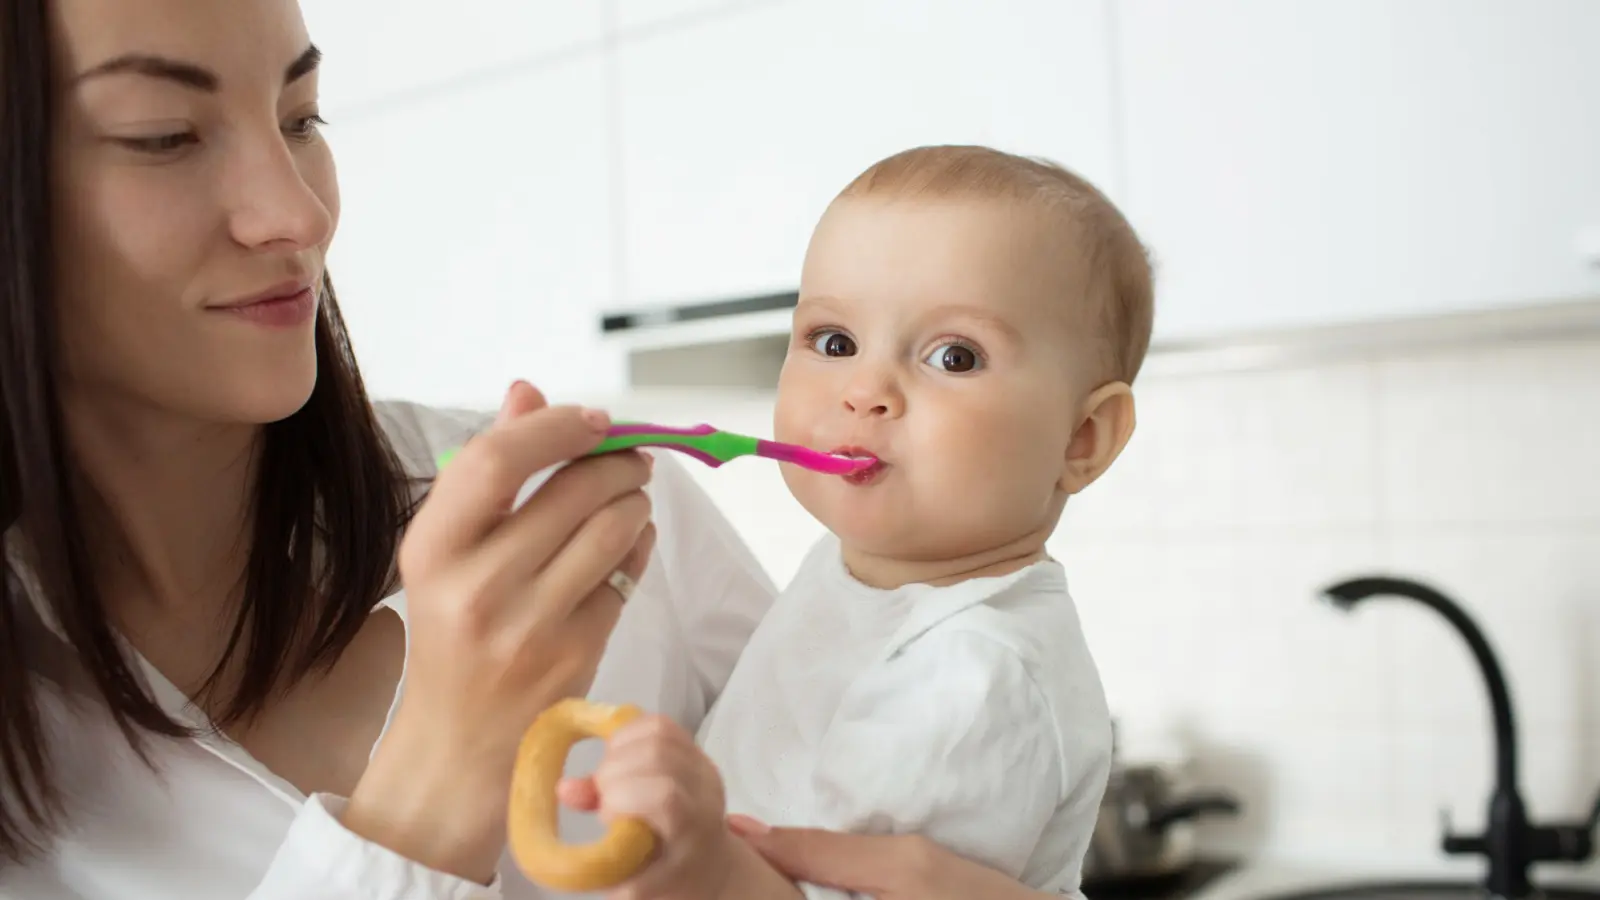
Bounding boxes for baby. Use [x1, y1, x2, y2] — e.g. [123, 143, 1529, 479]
[569, 144, 1154, 900]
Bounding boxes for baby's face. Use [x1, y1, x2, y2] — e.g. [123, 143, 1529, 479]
[775, 195, 1097, 564]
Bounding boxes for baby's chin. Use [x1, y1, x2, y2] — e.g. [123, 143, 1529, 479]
[820, 492, 1056, 565]
[790, 480, 896, 543]
[818, 505, 968, 562]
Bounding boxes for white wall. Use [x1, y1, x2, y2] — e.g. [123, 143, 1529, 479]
[1060, 335, 1600, 871]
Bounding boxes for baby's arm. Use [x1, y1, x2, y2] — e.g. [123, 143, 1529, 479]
[799, 629, 1068, 897]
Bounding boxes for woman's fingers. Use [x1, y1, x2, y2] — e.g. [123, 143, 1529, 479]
[731, 822, 1050, 900]
[400, 403, 612, 576]
[474, 450, 652, 592]
[729, 821, 910, 895]
[511, 487, 652, 632]
[731, 822, 889, 892]
[617, 517, 657, 594]
[496, 379, 547, 423]
[520, 520, 654, 697]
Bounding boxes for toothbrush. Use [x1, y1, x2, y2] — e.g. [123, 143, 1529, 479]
[434, 422, 876, 475]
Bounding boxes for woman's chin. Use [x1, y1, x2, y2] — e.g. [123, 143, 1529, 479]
[215, 362, 319, 425]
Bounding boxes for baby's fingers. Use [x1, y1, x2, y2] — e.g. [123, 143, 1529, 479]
[604, 714, 694, 755]
[596, 772, 698, 838]
[556, 776, 599, 811]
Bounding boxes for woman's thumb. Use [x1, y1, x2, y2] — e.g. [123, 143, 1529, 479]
[496, 380, 548, 424]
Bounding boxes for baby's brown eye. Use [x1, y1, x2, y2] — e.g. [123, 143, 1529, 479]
[810, 331, 857, 357]
[927, 343, 981, 373]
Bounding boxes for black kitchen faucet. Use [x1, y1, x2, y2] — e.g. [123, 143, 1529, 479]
[1320, 575, 1600, 900]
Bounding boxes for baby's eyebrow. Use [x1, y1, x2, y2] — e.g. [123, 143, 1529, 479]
[795, 294, 850, 312]
[920, 304, 1024, 343]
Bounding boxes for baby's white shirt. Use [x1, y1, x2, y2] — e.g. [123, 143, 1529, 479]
[696, 533, 1113, 899]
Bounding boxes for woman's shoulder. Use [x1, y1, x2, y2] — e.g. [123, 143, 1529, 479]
[371, 398, 493, 479]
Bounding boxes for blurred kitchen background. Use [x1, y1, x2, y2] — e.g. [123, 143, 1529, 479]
[300, 1, 1599, 897]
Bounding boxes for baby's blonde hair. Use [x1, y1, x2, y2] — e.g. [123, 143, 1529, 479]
[837, 145, 1154, 384]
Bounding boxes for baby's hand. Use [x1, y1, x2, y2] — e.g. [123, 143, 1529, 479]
[559, 714, 735, 900]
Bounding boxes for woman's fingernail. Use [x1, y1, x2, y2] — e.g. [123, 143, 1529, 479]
[496, 381, 525, 423]
[727, 814, 770, 836]
[582, 408, 611, 431]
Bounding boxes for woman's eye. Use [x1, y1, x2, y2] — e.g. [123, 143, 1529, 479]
[810, 331, 857, 357]
[925, 342, 982, 373]
[117, 132, 198, 154]
[285, 114, 328, 141]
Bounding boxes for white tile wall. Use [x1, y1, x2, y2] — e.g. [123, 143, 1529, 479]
[666, 335, 1600, 873]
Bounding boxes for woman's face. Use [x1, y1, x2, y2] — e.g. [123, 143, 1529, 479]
[50, 0, 338, 426]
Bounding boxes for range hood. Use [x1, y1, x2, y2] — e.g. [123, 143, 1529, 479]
[600, 291, 797, 391]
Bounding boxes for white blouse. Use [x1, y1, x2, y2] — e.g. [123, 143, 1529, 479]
[0, 400, 778, 900]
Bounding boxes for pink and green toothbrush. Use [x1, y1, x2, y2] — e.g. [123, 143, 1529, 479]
[435, 422, 877, 475]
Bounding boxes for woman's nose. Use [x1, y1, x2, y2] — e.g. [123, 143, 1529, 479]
[226, 141, 334, 251]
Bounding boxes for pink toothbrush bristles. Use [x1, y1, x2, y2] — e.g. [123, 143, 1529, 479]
[756, 440, 876, 475]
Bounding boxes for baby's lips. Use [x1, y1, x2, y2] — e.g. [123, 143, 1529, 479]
[827, 444, 879, 461]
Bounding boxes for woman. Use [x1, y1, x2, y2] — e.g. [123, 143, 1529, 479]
[0, 1, 1059, 897]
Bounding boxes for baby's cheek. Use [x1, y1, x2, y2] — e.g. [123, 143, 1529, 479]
[925, 396, 1020, 459]
[771, 400, 803, 445]
[945, 403, 1062, 499]
[771, 375, 817, 445]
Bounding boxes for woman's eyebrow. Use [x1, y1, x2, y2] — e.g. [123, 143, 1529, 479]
[73, 42, 321, 92]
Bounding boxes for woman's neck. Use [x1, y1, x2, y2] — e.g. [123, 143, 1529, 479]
[64, 391, 260, 612]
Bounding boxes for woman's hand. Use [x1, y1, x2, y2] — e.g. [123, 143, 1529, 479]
[728, 816, 1059, 900]
[343, 381, 656, 883]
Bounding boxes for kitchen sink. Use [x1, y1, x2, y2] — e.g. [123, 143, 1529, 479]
[1251, 880, 1600, 900]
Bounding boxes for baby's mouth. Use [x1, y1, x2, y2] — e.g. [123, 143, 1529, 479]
[830, 445, 888, 484]
[829, 445, 878, 463]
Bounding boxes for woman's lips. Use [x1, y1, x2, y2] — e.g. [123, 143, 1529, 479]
[211, 287, 316, 328]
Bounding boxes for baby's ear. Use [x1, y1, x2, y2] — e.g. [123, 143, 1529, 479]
[1059, 382, 1136, 495]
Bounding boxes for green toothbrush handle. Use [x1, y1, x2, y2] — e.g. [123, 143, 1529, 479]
[590, 423, 759, 466]
[432, 423, 759, 472]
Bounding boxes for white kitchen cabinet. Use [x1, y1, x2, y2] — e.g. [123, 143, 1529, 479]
[614, 0, 768, 33]
[613, 0, 1119, 309]
[300, 1, 605, 114]
[325, 54, 626, 410]
[1117, 0, 1600, 341]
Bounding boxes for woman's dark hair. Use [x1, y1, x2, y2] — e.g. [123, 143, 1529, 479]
[1, 0, 420, 861]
